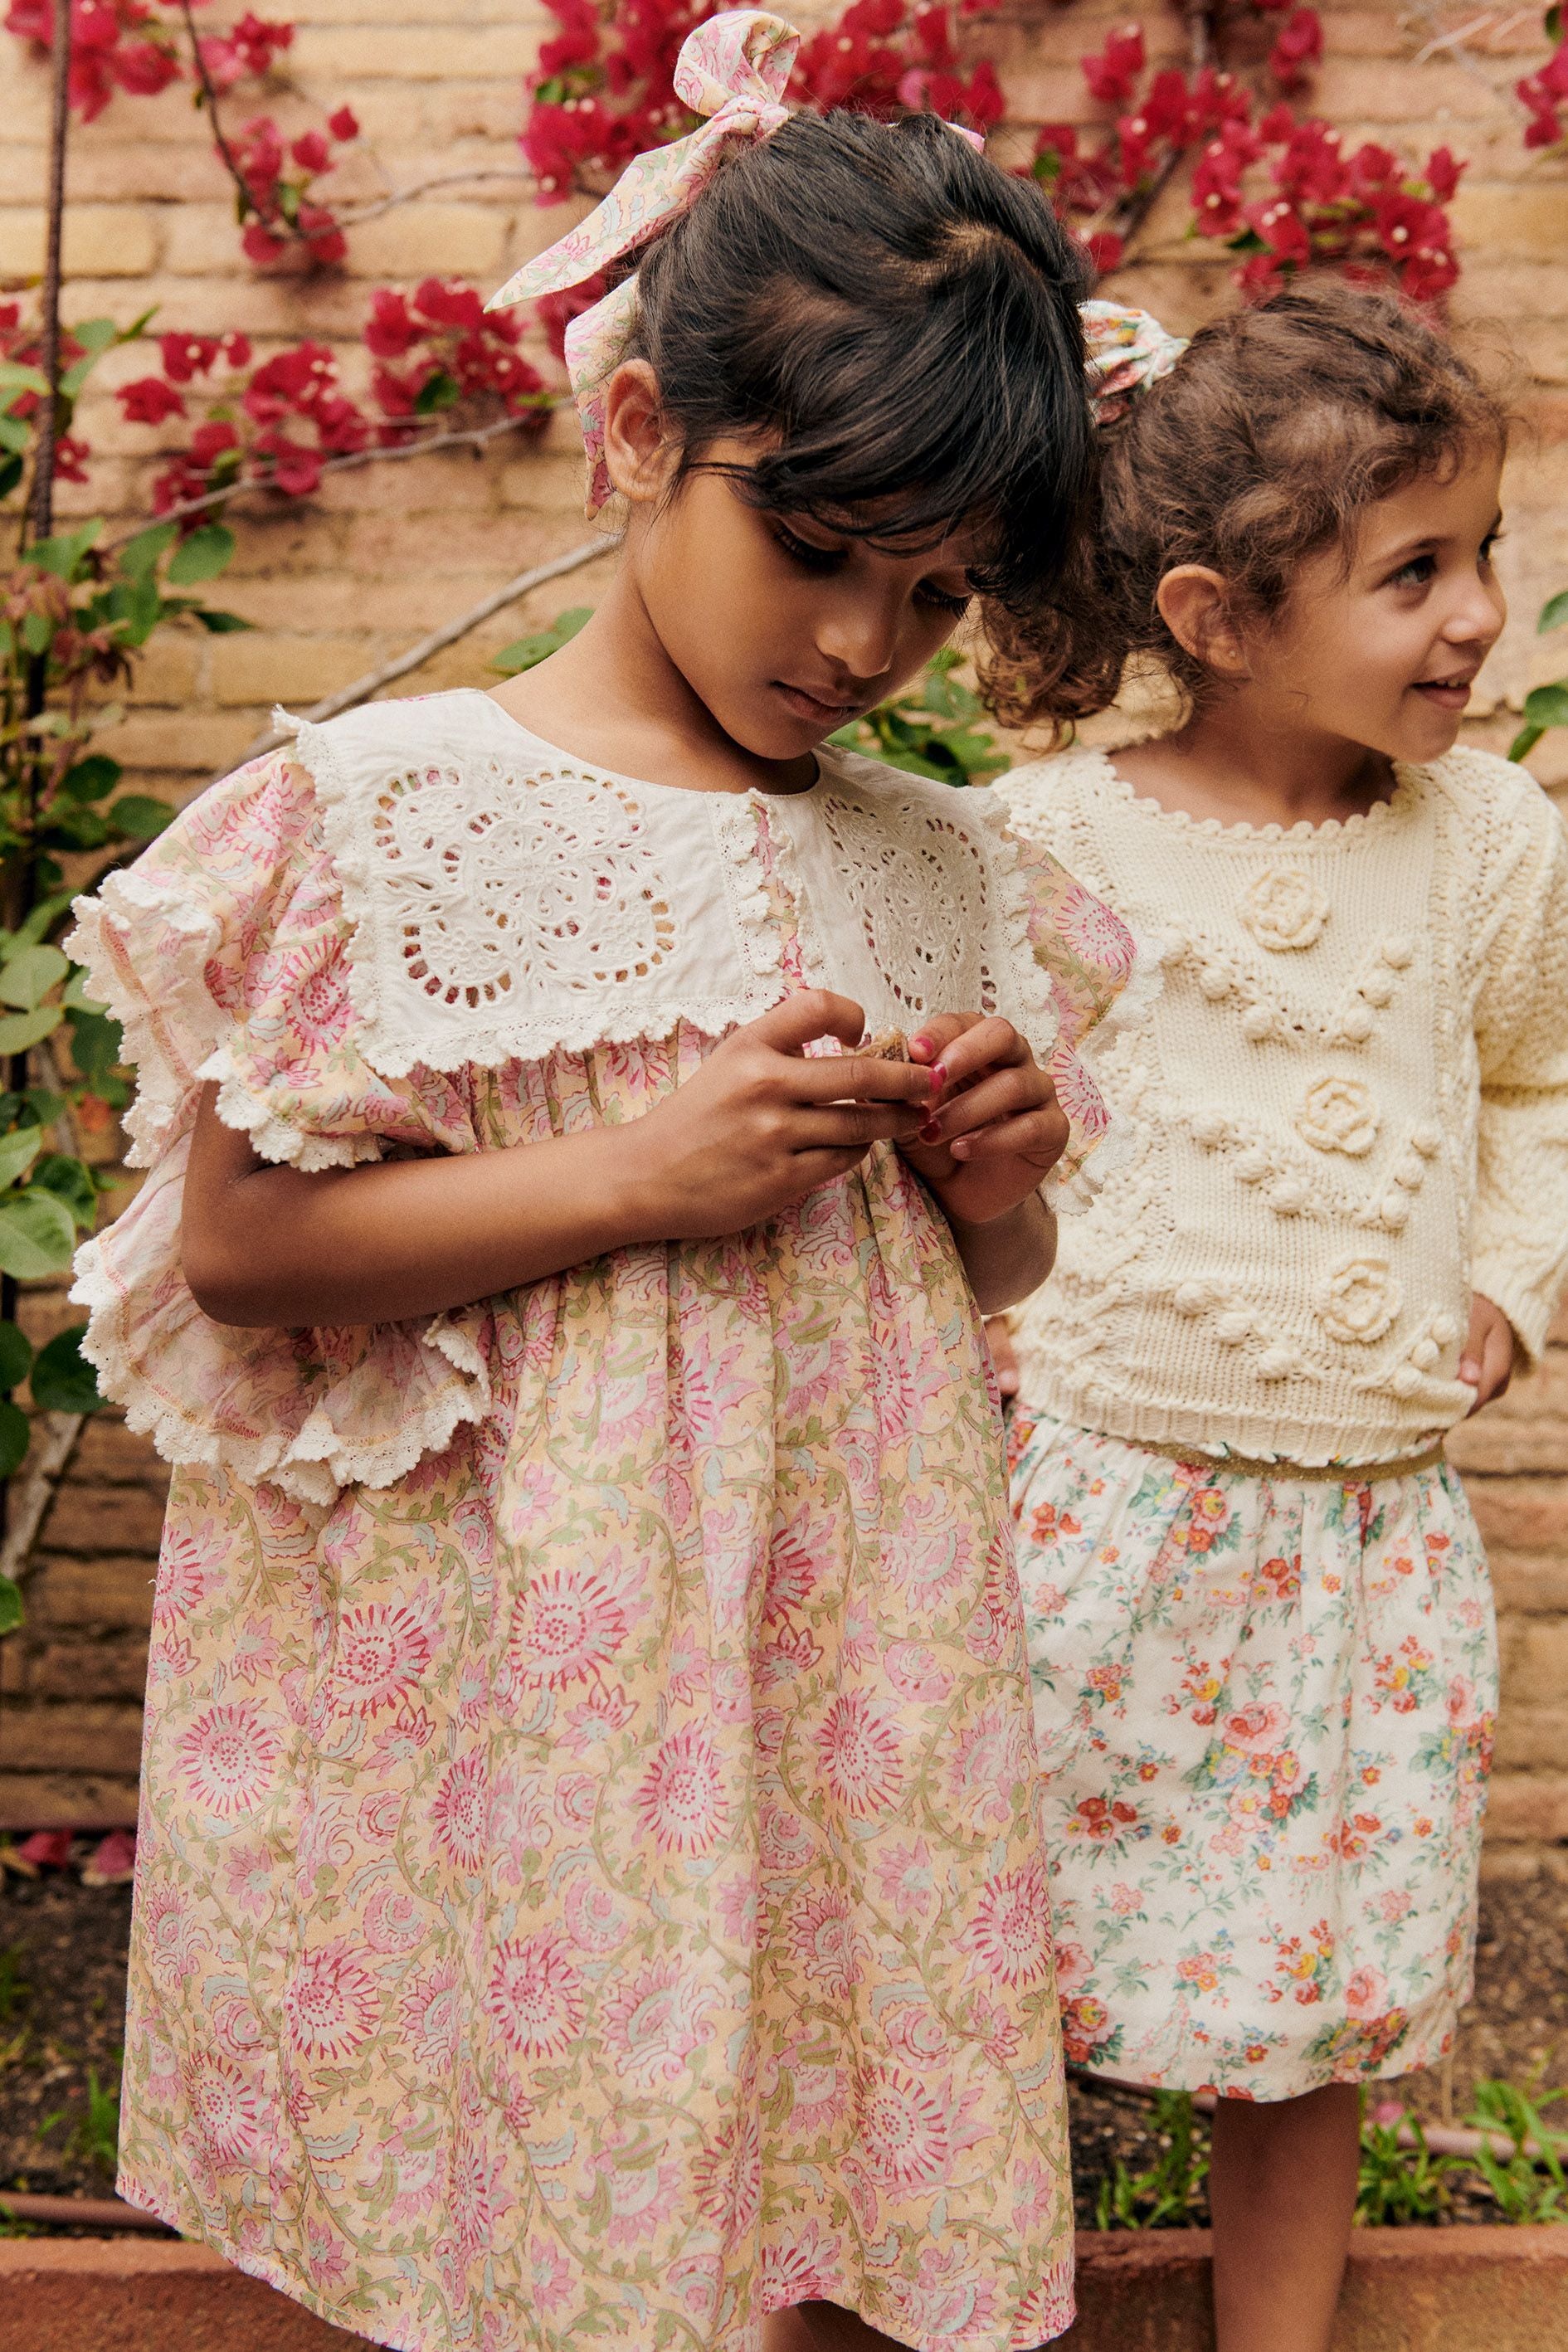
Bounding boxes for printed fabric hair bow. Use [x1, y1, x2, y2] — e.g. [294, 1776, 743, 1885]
[489, 8, 990, 514]
[488, 10, 801, 513]
[488, 9, 1187, 514]
[1080, 298, 1189, 424]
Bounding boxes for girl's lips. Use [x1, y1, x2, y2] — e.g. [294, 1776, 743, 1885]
[1413, 679, 1473, 709]
[775, 680, 859, 725]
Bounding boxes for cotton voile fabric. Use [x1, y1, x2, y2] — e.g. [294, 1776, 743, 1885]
[1010, 1410, 1495, 2100]
[69, 694, 1146, 2352]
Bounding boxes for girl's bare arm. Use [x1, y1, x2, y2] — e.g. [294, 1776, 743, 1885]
[181, 991, 934, 1327]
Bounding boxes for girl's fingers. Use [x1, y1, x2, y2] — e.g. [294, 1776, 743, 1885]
[949, 1107, 1069, 1170]
[745, 989, 867, 1055]
[907, 1014, 981, 1071]
[789, 1053, 936, 1107]
[924, 1016, 1028, 1092]
[921, 1066, 1057, 1145]
[794, 1103, 927, 1153]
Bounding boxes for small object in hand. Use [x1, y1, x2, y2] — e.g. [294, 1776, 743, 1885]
[859, 1028, 909, 1061]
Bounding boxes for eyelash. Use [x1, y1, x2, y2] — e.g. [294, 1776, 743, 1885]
[1389, 531, 1504, 591]
[771, 521, 971, 616]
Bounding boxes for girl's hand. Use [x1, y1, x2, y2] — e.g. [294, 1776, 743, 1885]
[636, 989, 936, 1241]
[985, 1314, 1021, 1401]
[1460, 1292, 1518, 1414]
[897, 1014, 1069, 1226]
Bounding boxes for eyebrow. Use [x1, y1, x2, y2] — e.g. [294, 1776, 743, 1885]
[1374, 512, 1503, 567]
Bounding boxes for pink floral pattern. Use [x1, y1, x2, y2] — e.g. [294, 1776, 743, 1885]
[100, 746, 1079, 2350]
[1010, 1410, 1496, 2098]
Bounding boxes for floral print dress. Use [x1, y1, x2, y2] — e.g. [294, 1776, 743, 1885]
[69, 692, 1142, 2352]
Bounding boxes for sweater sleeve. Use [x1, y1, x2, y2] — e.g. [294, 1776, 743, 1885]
[1470, 782, 1568, 1362]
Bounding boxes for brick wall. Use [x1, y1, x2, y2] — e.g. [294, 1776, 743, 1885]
[0, 2, 1564, 1867]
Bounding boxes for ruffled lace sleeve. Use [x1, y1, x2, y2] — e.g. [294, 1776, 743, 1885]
[66, 747, 493, 1507]
[986, 794, 1162, 1214]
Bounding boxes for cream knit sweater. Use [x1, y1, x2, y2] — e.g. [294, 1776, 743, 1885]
[999, 744, 1568, 1468]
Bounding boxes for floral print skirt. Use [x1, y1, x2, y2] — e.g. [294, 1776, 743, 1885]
[1010, 1410, 1496, 2101]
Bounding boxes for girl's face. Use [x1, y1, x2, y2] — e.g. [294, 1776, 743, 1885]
[1244, 442, 1507, 765]
[616, 401, 978, 762]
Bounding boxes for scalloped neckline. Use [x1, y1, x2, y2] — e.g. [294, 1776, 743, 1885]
[1085, 744, 1425, 844]
[464, 689, 828, 804]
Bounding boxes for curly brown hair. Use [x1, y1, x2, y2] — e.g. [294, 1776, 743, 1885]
[981, 280, 1508, 733]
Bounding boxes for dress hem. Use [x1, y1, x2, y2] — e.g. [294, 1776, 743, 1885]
[117, 2174, 1077, 2352]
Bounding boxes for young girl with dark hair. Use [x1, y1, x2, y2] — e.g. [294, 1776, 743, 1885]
[71, 18, 1156, 2350]
[994, 280, 1568, 2352]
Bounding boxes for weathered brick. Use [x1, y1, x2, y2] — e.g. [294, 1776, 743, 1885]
[341, 202, 509, 280]
[0, 1699, 145, 1776]
[40, 1481, 168, 1558]
[17, 1634, 153, 1702]
[31, 1554, 158, 1633]
[0, 204, 159, 279]
[296, 25, 544, 80]
[1502, 1621, 1568, 1711]
[71, 1418, 171, 1488]
[1452, 183, 1568, 265]
[0, 1770, 140, 1831]
[1494, 1707, 1568, 1772]
[207, 631, 375, 709]
[1483, 1773, 1568, 1845]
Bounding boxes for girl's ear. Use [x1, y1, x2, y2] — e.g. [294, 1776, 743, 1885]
[1156, 565, 1250, 682]
[602, 361, 681, 505]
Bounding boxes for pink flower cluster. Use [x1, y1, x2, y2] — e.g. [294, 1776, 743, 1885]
[115, 290, 551, 519]
[522, 0, 1003, 202]
[1517, 23, 1568, 150]
[0, 299, 90, 480]
[3, 0, 180, 121]
[1036, 21, 1461, 299]
[231, 105, 360, 268]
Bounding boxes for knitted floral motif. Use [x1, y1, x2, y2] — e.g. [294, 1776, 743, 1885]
[1239, 866, 1330, 952]
[1320, 1254, 1401, 1344]
[1297, 1075, 1380, 1157]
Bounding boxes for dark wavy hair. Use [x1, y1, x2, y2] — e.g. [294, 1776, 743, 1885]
[986, 279, 1509, 730]
[626, 108, 1097, 610]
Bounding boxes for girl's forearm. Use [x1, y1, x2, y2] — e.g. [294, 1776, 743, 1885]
[181, 1088, 660, 1327]
[946, 1193, 1055, 1317]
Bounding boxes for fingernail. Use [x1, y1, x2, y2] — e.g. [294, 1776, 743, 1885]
[1459, 1360, 1478, 1382]
[929, 1063, 948, 1091]
[950, 1137, 971, 1160]
[909, 1034, 934, 1060]
[919, 1120, 942, 1144]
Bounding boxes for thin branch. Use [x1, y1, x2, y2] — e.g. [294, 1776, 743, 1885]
[176, 0, 273, 236]
[101, 407, 566, 551]
[24, 0, 71, 549]
[0, 1411, 84, 1590]
[1096, 0, 1223, 267]
[338, 168, 537, 226]
[238, 532, 621, 760]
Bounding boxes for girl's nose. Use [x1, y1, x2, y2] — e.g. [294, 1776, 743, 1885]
[817, 594, 899, 686]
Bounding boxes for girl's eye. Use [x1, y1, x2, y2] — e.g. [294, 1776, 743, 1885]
[1480, 528, 1504, 565]
[918, 579, 972, 618]
[1390, 553, 1436, 590]
[772, 521, 845, 574]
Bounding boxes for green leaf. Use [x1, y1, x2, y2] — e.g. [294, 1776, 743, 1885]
[0, 1127, 42, 1194]
[119, 521, 178, 583]
[1521, 680, 1568, 737]
[30, 1325, 100, 1415]
[0, 360, 50, 398]
[1539, 589, 1568, 635]
[0, 414, 29, 455]
[39, 806, 110, 855]
[192, 607, 254, 633]
[57, 350, 105, 401]
[61, 753, 121, 803]
[0, 1006, 61, 1056]
[106, 794, 174, 840]
[0, 455, 21, 500]
[0, 1320, 32, 1392]
[166, 523, 236, 586]
[0, 1570, 22, 1634]
[0, 1400, 29, 1483]
[490, 606, 594, 676]
[71, 317, 120, 354]
[65, 1008, 123, 1086]
[21, 609, 53, 656]
[0, 945, 69, 1012]
[414, 369, 460, 416]
[14, 894, 72, 952]
[32, 1154, 98, 1232]
[27, 519, 103, 582]
[0, 1188, 77, 1278]
[61, 970, 105, 1014]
